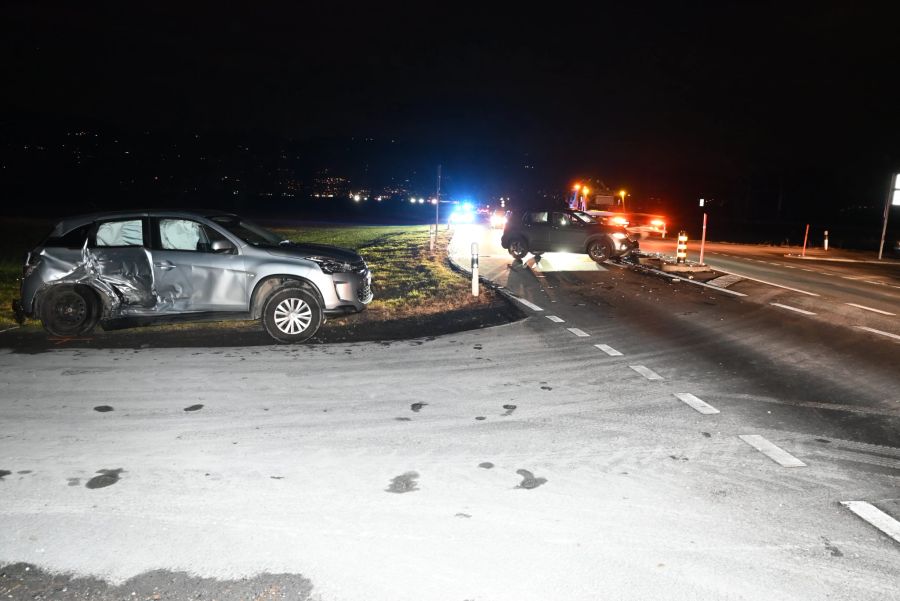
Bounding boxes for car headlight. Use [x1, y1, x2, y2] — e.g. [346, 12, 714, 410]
[307, 256, 352, 274]
[611, 232, 629, 240]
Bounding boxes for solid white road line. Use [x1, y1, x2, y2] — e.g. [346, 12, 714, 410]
[864, 280, 885, 286]
[546, 315, 565, 323]
[594, 343, 623, 356]
[509, 295, 543, 311]
[567, 327, 589, 337]
[855, 326, 900, 341]
[846, 303, 896, 316]
[712, 267, 820, 296]
[739, 435, 806, 467]
[629, 365, 663, 380]
[770, 302, 816, 316]
[841, 501, 900, 544]
[674, 393, 720, 415]
[0, 326, 19, 334]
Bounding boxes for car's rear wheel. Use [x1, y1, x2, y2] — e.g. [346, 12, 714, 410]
[262, 287, 323, 343]
[39, 285, 100, 337]
[508, 238, 528, 259]
[587, 239, 614, 264]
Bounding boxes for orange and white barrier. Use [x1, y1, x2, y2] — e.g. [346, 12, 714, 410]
[676, 231, 688, 264]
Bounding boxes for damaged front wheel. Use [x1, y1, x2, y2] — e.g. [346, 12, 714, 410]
[39, 285, 100, 337]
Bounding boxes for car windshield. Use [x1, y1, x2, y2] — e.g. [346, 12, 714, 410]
[570, 210, 598, 224]
[208, 215, 285, 247]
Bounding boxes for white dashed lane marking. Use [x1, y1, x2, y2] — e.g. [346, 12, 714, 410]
[739, 435, 806, 467]
[855, 326, 900, 341]
[846, 303, 896, 316]
[770, 302, 816, 316]
[594, 344, 623, 356]
[567, 327, 589, 337]
[509, 295, 543, 311]
[546, 315, 565, 323]
[841, 502, 900, 544]
[629, 365, 663, 380]
[674, 393, 720, 415]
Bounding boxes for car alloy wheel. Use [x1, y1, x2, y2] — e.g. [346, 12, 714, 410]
[508, 238, 528, 259]
[262, 286, 323, 343]
[273, 297, 312, 335]
[588, 240, 612, 263]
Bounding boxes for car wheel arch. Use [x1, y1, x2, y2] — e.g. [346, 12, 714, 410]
[250, 275, 323, 320]
[35, 282, 107, 316]
[584, 233, 614, 249]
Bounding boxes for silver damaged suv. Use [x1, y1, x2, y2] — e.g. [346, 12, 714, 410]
[12, 210, 373, 343]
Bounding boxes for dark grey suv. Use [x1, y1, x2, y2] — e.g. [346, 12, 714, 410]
[12, 210, 373, 343]
[500, 208, 639, 263]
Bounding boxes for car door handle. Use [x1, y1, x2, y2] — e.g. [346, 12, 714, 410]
[154, 261, 175, 271]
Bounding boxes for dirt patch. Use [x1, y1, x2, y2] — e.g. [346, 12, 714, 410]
[0, 563, 314, 601]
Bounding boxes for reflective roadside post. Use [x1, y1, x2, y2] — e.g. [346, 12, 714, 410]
[824, 230, 829, 251]
[801, 223, 810, 257]
[698, 196, 707, 266]
[471, 242, 479, 296]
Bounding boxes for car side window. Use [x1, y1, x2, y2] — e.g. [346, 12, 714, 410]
[551, 212, 572, 226]
[526, 211, 548, 225]
[95, 219, 144, 247]
[158, 218, 230, 252]
[44, 224, 91, 248]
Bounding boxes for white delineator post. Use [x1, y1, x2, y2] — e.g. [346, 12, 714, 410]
[802, 223, 810, 257]
[471, 242, 479, 296]
[824, 229, 829, 251]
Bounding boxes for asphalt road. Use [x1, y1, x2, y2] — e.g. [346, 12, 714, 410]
[1, 227, 899, 601]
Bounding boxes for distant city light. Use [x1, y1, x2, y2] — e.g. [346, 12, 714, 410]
[353, 194, 361, 202]
[418, 198, 425, 204]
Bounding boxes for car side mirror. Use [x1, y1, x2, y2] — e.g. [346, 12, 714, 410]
[211, 240, 235, 253]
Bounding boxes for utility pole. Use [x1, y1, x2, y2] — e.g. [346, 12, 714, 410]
[435, 164, 442, 230]
[430, 165, 442, 253]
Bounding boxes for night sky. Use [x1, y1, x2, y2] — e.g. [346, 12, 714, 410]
[3, 3, 900, 229]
